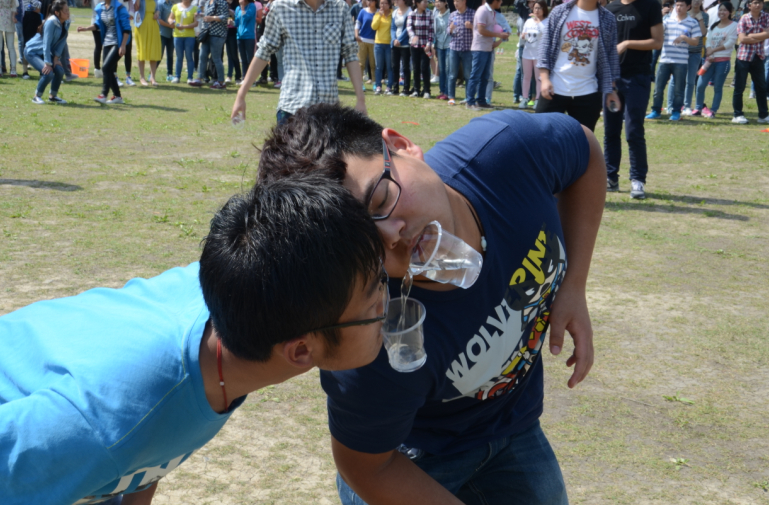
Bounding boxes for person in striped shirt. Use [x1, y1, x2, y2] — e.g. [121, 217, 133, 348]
[645, 0, 701, 120]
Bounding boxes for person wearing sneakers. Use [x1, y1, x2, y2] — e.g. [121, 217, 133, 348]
[156, 0, 176, 81]
[433, 0, 450, 100]
[731, 0, 769, 124]
[390, 0, 411, 96]
[0, 0, 19, 77]
[694, 1, 736, 118]
[79, 0, 132, 104]
[407, 0, 433, 98]
[604, 0, 663, 199]
[24, 0, 69, 104]
[447, 0, 474, 106]
[169, 0, 197, 83]
[466, 0, 508, 110]
[666, 0, 707, 116]
[645, 0, 701, 121]
[371, 0, 393, 95]
[191, 0, 229, 89]
[520, 0, 547, 109]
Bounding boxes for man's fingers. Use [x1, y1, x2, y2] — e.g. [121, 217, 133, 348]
[549, 321, 564, 356]
[567, 331, 594, 389]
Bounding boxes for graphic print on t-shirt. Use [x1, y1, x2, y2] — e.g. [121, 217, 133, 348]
[561, 18, 599, 66]
[443, 224, 566, 401]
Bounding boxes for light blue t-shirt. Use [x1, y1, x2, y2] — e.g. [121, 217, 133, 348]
[0, 263, 243, 505]
[156, 0, 174, 38]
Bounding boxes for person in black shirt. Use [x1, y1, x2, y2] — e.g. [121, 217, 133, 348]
[604, 0, 663, 200]
[21, 1, 44, 79]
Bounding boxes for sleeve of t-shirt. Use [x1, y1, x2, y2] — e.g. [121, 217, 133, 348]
[1, 391, 119, 505]
[691, 18, 702, 38]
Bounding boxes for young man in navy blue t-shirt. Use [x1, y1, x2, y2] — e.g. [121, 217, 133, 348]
[257, 104, 607, 505]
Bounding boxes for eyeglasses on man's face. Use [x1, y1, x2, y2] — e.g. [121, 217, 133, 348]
[364, 140, 402, 221]
[309, 268, 390, 333]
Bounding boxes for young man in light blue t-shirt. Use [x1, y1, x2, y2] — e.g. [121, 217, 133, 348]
[646, 0, 702, 120]
[1, 174, 388, 505]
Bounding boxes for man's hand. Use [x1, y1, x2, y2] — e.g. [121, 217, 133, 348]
[232, 94, 247, 120]
[605, 90, 620, 111]
[464, 20, 472, 29]
[540, 75, 553, 100]
[617, 40, 629, 55]
[394, 39, 401, 46]
[548, 283, 594, 389]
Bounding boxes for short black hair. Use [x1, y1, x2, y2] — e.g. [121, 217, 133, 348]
[199, 173, 383, 362]
[257, 104, 386, 184]
[675, 0, 692, 6]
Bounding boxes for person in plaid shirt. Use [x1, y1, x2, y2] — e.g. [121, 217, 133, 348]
[447, 0, 474, 105]
[407, 0, 433, 97]
[731, 0, 769, 124]
[230, 0, 366, 125]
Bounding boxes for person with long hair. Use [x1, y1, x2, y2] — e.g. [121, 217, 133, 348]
[191, 0, 228, 89]
[390, 0, 411, 96]
[356, 0, 377, 87]
[407, 0, 433, 98]
[234, 0, 256, 84]
[78, 0, 132, 104]
[520, 0, 547, 108]
[132, 0, 162, 85]
[371, 0, 393, 94]
[168, 0, 197, 83]
[694, 1, 737, 117]
[24, 0, 68, 103]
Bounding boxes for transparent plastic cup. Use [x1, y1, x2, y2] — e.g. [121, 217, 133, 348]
[232, 111, 245, 129]
[382, 298, 427, 373]
[409, 220, 483, 289]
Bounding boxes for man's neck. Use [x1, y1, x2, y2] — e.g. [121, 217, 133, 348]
[620, 0, 636, 5]
[676, 11, 688, 21]
[576, 0, 599, 10]
[751, 9, 762, 20]
[304, 0, 324, 11]
[457, 5, 466, 12]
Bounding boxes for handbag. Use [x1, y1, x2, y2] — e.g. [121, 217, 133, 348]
[197, 29, 210, 44]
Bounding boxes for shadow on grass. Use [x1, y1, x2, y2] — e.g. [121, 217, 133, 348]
[0, 179, 83, 191]
[605, 200, 749, 221]
[646, 192, 769, 209]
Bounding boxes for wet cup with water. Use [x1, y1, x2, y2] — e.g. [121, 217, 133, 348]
[409, 220, 483, 289]
[382, 298, 427, 373]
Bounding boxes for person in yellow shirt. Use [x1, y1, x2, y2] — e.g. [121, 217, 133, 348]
[168, 0, 198, 83]
[371, 0, 393, 95]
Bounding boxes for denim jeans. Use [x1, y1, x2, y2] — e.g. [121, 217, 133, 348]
[467, 50, 492, 106]
[436, 47, 448, 95]
[652, 62, 686, 113]
[26, 52, 64, 97]
[448, 49, 472, 99]
[733, 55, 768, 119]
[160, 35, 174, 75]
[198, 35, 225, 83]
[485, 51, 495, 104]
[276, 109, 293, 125]
[374, 42, 393, 89]
[514, 42, 523, 99]
[695, 59, 729, 113]
[175, 37, 195, 79]
[604, 73, 652, 184]
[336, 420, 568, 505]
[666, 51, 700, 110]
[15, 21, 24, 65]
[238, 38, 255, 77]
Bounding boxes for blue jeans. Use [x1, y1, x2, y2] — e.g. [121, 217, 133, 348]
[26, 52, 64, 97]
[374, 42, 393, 89]
[160, 35, 174, 75]
[448, 49, 472, 99]
[485, 51, 495, 104]
[238, 38, 255, 76]
[604, 73, 652, 184]
[276, 109, 293, 125]
[336, 421, 568, 505]
[15, 21, 24, 64]
[436, 47, 448, 95]
[198, 35, 225, 83]
[467, 50, 492, 106]
[666, 51, 700, 110]
[695, 59, 730, 113]
[514, 43, 523, 99]
[652, 62, 686, 113]
[174, 37, 195, 79]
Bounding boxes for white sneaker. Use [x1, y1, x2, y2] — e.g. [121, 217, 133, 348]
[410, 91, 419, 97]
[749, 91, 756, 99]
[630, 180, 646, 199]
[31, 95, 45, 104]
[225, 77, 232, 83]
[731, 115, 749, 124]
[430, 75, 439, 83]
[95, 68, 103, 78]
[171, 77, 180, 83]
[64, 74, 78, 82]
[116, 75, 124, 87]
[107, 96, 124, 104]
[758, 116, 769, 124]
[423, 92, 430, 99]
[682, 107, 693, 116]
[94, 94, 108, 104]
[518, 101, 528, 109]
[125, 76, 136, 86]
[374, 87, 382, 95]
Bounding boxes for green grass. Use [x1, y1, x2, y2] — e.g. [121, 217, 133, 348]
[1, 10, 768, 503]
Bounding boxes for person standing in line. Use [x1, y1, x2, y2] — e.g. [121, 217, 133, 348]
[168, 0, 197, 83]
[446, 0, 474, 105]
[224, 0, 240, 84]
[433, 0, 450, 99]
[694, 1, 736, 117]
[667, 0, 707, 114]
[390, 0, 411, 95]
[519, 0, 547, 109]
[234, 0, 256, 84]
[0, 0, 19, 76]
[132, 0, 162, 85]
[79, 0, 131, 104]
[730, 0, 769, 124]
[466, 0, 508, 109]
[513, 0, 535, 102]
[371, 0, 393, 95]
[645, 0, 701, 120]
[24, 0, 68, 103]
[357, 0, 377, 86]
[21, 0, 43, 79]
[604, 0, 662, 199]
[118, 0, 136, 86]
[536, 0, 621, 130]
[191, 0, 228, 88]
[156, 0, 175, 81]
[407, 0, 434, 97]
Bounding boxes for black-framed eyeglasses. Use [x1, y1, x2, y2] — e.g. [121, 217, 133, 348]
[310, 268, 390, 333]
[364, 140, 402, 221]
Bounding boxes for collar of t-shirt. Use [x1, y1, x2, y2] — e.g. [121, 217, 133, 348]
[484, 3, 493, 12]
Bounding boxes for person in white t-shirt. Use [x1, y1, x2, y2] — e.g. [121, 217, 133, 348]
[519, 0, 547, 109]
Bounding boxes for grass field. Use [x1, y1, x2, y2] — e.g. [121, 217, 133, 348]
[1, 9, 768, 504]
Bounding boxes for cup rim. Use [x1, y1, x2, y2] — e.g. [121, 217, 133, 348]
[382, 298, 427, 336]
[409, 220, 442, 277]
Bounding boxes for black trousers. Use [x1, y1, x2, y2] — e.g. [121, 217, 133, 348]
[733, 55, 768, 119]
[102, 45, 122, 97]
[124, 36, 132, 74]
[535, 91, 603, 131]
[391, 45, 410, 94]
[225, 30, 241, 80]
[92, 29, 103, 69]
[411, 46, 430, 95]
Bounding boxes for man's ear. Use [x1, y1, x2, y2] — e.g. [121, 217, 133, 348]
[382, 128, 425, 161]
[279, 335, 317, 369]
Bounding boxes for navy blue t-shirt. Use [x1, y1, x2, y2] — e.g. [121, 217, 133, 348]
[321, 111, 590, 456]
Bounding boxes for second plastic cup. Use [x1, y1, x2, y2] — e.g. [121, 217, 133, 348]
[382, 298, 427, 373]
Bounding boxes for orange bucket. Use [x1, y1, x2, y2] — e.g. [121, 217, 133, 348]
[71, 58, 90, 78]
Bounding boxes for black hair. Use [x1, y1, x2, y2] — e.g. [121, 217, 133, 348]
[199, 173, 384, 362]
[534, 0, 549, 17]
[257, 104, 386, 184]
[675, 0, 692, 6]
[710, 0, 733, 29]
[50, 0, 67, 16]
